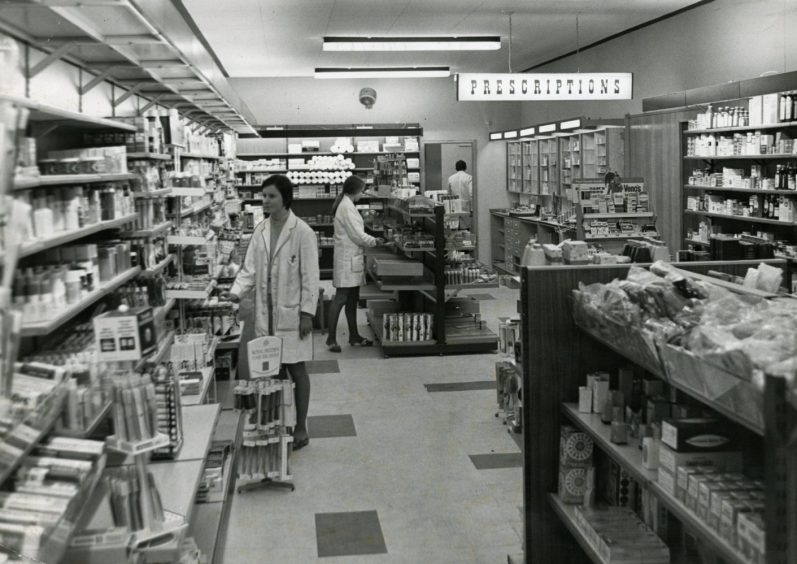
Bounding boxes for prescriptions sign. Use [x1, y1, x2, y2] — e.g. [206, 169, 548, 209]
[456, 73, 633, 101]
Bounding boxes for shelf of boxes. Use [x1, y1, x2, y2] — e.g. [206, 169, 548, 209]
[0, 93, 137, 131]
[684, 209, 797, 226]
[127, 153, 173, 160]
[121, 220, 173, 239]
[13, 173, 138, 191]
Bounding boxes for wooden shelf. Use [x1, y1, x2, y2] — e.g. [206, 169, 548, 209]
[135, 329, 176, 371]
[447, 282, 500, 290]
[56, 401, 112, 439]
[237, 151, 417, 158]
[169, 404, 220, 462]
[562, 404, 656, 485]
[684, 238, 711, 247]
[684, 185, 797, 196]
[684, 209, 797, 226]
[21, 266, 142, 336]
[685, 154, 797, 160]
[584, 235, 653, 241]
[14, 172, 138, 191]
[684, 121, 797, 134]
[0, 94, 136, 131]
[548, 494, 606, 564]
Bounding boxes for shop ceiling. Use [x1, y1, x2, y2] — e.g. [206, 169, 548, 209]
[182, 0, 704, 78]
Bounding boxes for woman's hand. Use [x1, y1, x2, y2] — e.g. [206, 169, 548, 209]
[299, 313, 313, 339]
[375, 237, 386, 246]
[219, 290, 240, 303]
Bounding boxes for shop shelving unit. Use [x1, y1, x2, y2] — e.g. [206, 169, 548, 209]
[519, 259, 796, 564]
[680, 101, 797, 262]
[234, 126, 422, 279]
[366, 204, 497, 356]
[489, 209, 576, 275]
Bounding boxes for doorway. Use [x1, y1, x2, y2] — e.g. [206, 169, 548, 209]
[423, 139, 477, 223]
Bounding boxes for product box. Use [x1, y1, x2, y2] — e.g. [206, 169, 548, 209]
[762, 94, 780, 125]
[658, 445, 743, 476]
[646, 398, 671, 424]
[601, 457, 637, 508]
[699, 480, 739, 523]
[559, 426, 594, 468]
[720, 497, 765, 545]
[738, 512, 765, 564]
[558, 465, 589, 504]
[687, 472, 721, 512]
[661, 418, 735, 452]
[676, 465, 714, 503]
[406, 157, 420, 168]
[93, 307, 157, 362]
[657, 467, 676, 497]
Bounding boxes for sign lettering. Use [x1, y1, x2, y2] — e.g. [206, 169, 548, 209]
[457, 73, 633, 101]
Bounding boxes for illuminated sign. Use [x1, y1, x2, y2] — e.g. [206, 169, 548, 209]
[538, 123, 557, 133]
[519, 127, 535, 137]
[489, 132, 503, 140]
[456, 73, 633, 101]
[503, 130, 518, 139]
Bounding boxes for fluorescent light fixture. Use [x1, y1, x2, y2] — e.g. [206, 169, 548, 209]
[559, 119, 582, 130]
[315, 67, 450, 79]
[489, 132, 503, 141]
[503, 130, 518, 139]
[323, 36, 500, 52]
[519, 127, 536, 137]
[265, 126, 284, 131]
[538, 123, 557, 133]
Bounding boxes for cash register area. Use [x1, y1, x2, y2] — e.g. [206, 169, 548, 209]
[220, 284, 522, 564]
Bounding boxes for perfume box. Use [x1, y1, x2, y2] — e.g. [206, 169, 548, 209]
[662, 418, 735, 452]
[658, 445, 743, 476]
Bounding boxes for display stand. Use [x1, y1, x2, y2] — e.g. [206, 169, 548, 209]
[519, 259, 793, 564]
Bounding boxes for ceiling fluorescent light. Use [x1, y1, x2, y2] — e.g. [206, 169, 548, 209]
[489, 132, 503, 141]
[323, 36, 500, 52]
[538, 123, 557, 134]
[519, 127, 535, 137]
[314, 67, 450, 79]
[503, 130, 518, 139]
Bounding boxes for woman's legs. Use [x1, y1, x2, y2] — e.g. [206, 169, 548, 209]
[326, 286, 354, 346]
[284, 362, 310, 443]
[344, 285, 362, 342]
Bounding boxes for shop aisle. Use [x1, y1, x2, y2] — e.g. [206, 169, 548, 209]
[222, 287, 523, 563]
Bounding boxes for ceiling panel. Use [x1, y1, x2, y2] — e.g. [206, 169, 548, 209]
[183, 0, 702, 77]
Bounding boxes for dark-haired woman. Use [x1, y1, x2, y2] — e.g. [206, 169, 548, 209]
[221, 174, 319, 450]
[326, 175, 383, 352]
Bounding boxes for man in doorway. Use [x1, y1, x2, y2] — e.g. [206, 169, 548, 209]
[448, 160, 473, 228]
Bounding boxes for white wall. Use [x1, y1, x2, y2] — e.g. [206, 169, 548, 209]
[520, 0, 797, 125]
[230, 76, 521, 263]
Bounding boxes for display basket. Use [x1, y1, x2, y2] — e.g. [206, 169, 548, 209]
[571, 290, 664, 378]
[658, 343, 764, 433]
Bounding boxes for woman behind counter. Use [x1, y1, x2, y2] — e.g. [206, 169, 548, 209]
[326, 175, 383, 353]
[221, 174, 319, 450]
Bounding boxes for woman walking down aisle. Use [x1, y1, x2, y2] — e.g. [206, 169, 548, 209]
[221, 175, 320, 450]
[326, 176, 384, 353]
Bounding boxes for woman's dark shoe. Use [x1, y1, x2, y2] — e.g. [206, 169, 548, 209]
[349, 337, 374, 347]
[293, 437, 309, 451]
[327, 342, 342, 353]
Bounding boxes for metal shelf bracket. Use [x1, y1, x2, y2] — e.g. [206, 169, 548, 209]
[27, 42, 75, 78]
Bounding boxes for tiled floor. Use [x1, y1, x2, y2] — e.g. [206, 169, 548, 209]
[222, 287, 523, 563]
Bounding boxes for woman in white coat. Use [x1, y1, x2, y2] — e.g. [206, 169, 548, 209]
[222, 175, 320, 450]
[326, 175, 383, 352]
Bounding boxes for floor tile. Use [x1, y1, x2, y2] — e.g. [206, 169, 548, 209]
[469, 452, 523, 470]
[306, 359, 341, 374]
[424, 380, 495, 392]
[308, 414, 357, 438]
[315, 510, 387, 558]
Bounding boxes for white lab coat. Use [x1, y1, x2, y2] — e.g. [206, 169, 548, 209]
[448, 170, 473, 202]
[333, 195, 377, 288]
[231, 212, 320, 364]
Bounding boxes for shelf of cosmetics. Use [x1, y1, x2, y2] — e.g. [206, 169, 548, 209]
[684, 223, 797, 259]
[686, 192, 797, 223]
[558, 376, 768, 564]
[687, 164, 797, 192]
[686, 93, 797, 132]
[10, 241, 176, 323]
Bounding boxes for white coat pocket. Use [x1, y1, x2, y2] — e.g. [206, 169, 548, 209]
[351, 255, 364, 273]
[276, 304, 301, 331]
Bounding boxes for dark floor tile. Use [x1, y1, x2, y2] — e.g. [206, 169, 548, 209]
[306, 359, 340, 374]
[315, 510, 387, 558]
[308, 414, 357, 438]
[468, 293, 495, 301]
[469, 452, 523, 470]
[424, 381, 495, 392]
